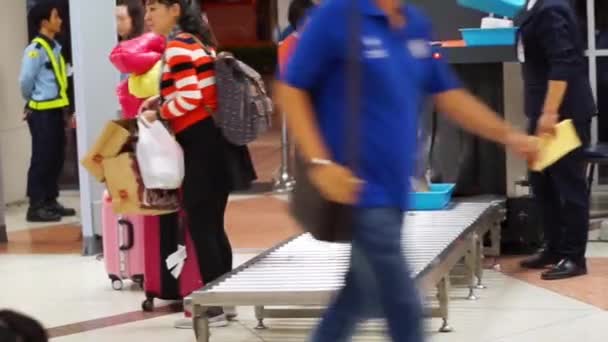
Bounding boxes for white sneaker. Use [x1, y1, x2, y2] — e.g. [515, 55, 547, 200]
[208, 313, 228, 327]
[224, 306, 238, 321]
[174, 318, 193, 330]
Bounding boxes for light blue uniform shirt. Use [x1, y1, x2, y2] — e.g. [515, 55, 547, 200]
[19, 35, 64, 104]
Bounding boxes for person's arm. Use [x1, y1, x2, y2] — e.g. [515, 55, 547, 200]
[275, 83, 331, 162]
[278, 3, 339, 162]
[434, 89, 515, 146]
[18, 46, 43, 102]
[158, 39, 212, 120]
[543, 81, 568, 114]
[536, 7, 578, 134]
[278, 3, 361, 204]
[423, 46, 536, 161]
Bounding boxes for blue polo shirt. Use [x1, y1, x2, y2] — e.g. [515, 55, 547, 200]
[283, 0, 461, 209]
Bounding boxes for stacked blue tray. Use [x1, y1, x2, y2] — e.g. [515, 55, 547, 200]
[457, 0, 525, 18]
[460, 27, 518, 46]
[457, 0, 525, 46]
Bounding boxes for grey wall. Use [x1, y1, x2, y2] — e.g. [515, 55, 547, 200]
[410, 0, 484, 41]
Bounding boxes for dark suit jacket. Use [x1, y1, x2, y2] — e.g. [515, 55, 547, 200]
[516, 0, 596, 122]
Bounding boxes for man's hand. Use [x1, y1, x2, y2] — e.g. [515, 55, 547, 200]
[22, 109, 32, 121]
[506, 131, 539, 164]
[536, 112, 559, 136]
[308, 163, 363, 205]
[140, 110, 159, 123]
[139, 95, 161, 113]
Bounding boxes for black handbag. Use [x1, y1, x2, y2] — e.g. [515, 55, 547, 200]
[289, 2, 361, 243]
[222, 140, 257, 193]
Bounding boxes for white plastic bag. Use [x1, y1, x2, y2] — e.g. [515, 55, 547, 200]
[136, 118, 185, 189]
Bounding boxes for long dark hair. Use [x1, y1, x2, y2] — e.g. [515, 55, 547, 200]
[147, 0, 217, 47]
[117, 0, 145, 40]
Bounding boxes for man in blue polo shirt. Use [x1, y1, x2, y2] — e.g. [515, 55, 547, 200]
[278, 0, 538, 341]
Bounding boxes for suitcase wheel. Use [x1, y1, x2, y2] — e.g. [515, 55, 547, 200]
[132, 275, 144, 289]
[110, 275, 124, 291]
[142, 298, 154, 312]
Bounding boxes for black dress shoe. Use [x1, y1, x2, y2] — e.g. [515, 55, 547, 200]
[520, 250, 561, 269]
[541, 259, 587, 280]
[26, 206, 61, 223]
[46, 200, 76, 217]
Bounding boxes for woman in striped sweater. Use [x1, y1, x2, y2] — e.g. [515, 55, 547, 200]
[141, 0, 232, 325]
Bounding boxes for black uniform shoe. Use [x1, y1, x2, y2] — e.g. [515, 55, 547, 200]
[541, 259, 587, 281]
[26, 206, 61, 223]
[46, 200, 76, 217]
[520, 249, 561, 269]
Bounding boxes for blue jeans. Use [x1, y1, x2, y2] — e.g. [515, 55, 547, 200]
[311, 208, 424, 342]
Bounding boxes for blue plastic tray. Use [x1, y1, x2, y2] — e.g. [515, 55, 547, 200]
[457, 0, 525, 18]
[460, 27, 518, 46]
[409, 183, 456, 211]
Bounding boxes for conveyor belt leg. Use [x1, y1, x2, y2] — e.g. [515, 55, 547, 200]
[484, 216, 502, 257]
[437, 276, 453, 333]
[465, 234, 478, 301]
[475, 229, 487, 289]
[193, 305, 210, 342]
[254, 306, 267, 329]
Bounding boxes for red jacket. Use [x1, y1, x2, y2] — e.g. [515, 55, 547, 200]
[109, 33, 165, 118]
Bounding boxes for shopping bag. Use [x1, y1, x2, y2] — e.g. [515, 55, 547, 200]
[103, 152, 179, 215]
[128, 61, 161, 99]
[136, 119, 185, 190]
[81, 120, 136, 182]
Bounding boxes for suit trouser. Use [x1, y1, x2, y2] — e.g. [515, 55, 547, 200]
[26, 108, 66, 206]
[529, 119, 591, 264]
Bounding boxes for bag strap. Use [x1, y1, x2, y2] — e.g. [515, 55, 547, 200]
[345, 0, 362, 170]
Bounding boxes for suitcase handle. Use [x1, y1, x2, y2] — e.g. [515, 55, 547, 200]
[118, 219, 135, 251]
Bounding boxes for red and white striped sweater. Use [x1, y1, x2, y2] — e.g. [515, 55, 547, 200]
[160, 33, 217, 133]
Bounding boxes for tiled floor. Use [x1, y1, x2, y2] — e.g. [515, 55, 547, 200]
[0, 240, 606, 341]
[2, 192, 608, 341]
[4, 192, 81, 233]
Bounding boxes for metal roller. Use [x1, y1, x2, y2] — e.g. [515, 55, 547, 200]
[190, 199, 505, 342]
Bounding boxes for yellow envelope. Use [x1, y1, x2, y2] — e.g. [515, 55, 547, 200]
[531, 119, 582, 171]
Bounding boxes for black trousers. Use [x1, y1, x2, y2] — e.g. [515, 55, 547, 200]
[529, 119, 591, 264]
[177, 118, 232, 284]
[26, 108, 66, 205]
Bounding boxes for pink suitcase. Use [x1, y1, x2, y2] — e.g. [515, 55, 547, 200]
[141, 211, 203, 311]
[102, 192, 154, 290]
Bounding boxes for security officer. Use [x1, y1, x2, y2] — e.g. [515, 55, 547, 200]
[19, 2, 76, 222]
[517, 0, 596, 280]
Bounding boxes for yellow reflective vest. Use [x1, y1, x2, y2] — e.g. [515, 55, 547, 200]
[27, 37, 69, 110]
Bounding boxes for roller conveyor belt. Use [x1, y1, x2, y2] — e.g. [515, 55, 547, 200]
[190, 199, 505, 341]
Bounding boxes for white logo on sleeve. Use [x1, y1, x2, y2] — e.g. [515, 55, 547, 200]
[407, 39, 431, 59]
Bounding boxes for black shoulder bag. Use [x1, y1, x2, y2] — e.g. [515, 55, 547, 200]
[289, 2, 361, 243]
